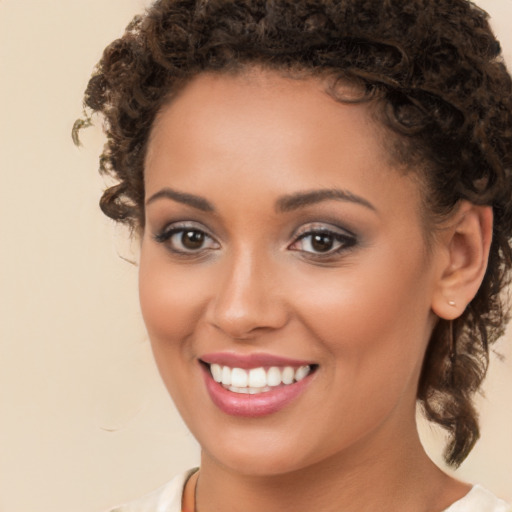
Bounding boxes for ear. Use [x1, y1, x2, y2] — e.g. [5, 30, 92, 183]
[431, 202, 493, 320]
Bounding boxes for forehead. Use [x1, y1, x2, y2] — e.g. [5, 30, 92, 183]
[147, 70, 390, 176]
[144, 70, 422, 226]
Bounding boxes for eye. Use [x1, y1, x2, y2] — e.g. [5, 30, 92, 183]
[154, 223, 220, 254]
[289, 225, 356, 256]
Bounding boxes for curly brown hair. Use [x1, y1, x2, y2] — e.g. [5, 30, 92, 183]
[75, 0, 512, 467]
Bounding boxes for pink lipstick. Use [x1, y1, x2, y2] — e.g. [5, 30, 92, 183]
[199, 352, 316, 417]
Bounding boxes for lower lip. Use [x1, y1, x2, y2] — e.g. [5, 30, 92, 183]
[201, 365, 314, 418]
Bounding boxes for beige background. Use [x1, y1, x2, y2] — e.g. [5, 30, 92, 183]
[0, 1, 511, 511]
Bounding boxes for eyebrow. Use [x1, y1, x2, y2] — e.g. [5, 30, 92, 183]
[145, 186, 376, 214]
[276, 189, 376, 213]
[145, 188, 215, 212]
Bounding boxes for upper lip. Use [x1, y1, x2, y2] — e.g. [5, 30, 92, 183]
[200, 352, 315, 369]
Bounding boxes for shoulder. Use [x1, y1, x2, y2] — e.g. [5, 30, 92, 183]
[106, 469, 197, 512]
[444, 485, 511, 512]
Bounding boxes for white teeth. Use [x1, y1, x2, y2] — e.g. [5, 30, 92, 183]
[231, 368, 248, 388]
[228, 386, 272, 394]
[209, 364, 313, 393]
[211, 363, 222, 383]
[282, 366, 295, 385]
[221, 366, 232, 386]
[267, 366, 282, 386]
[248, 367, 267, 388]
[295, 365, 310, 382]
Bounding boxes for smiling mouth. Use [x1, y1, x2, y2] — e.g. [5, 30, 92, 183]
[204, 363, 316, 394]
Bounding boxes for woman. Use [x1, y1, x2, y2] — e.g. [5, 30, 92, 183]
[75, 0, 512, 510]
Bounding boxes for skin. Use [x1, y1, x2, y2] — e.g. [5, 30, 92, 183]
[139, 69, 489, 512]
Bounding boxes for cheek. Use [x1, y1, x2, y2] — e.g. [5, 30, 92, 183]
[292, 261, 431, 439]
[138, 244, 210, 354]
[292, 249, 432, 377]
[137, 245, 211, 413]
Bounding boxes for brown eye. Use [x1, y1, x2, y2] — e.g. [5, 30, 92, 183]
[182, 230, 205, 250]
[311, 233, 335, 252]
[154, 224, 220, 254]
[289, 226, 357, 257]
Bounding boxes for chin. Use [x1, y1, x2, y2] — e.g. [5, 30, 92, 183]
[205, 447, 310, 477]
[196, 423, 327, 477]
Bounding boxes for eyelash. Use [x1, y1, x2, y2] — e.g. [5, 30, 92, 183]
[288, 225, 357, 259]
[153, 222, 357, 259]
[153, 223, 220, 256]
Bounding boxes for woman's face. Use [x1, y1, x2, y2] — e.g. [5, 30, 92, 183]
[140, 70, 441, 476]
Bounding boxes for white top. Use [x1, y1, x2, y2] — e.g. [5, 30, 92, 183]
[107, 470, 511, 512]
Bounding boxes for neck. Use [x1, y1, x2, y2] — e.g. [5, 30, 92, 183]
[195, 427, 468, 512]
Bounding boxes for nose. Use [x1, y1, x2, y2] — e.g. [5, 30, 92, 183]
[205, 250, 289, 340]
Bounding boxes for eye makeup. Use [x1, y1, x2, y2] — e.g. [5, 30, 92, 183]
[289, 225, 357, 256]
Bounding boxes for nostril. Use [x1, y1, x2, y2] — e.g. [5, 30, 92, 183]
[206, 294, 289, 339]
